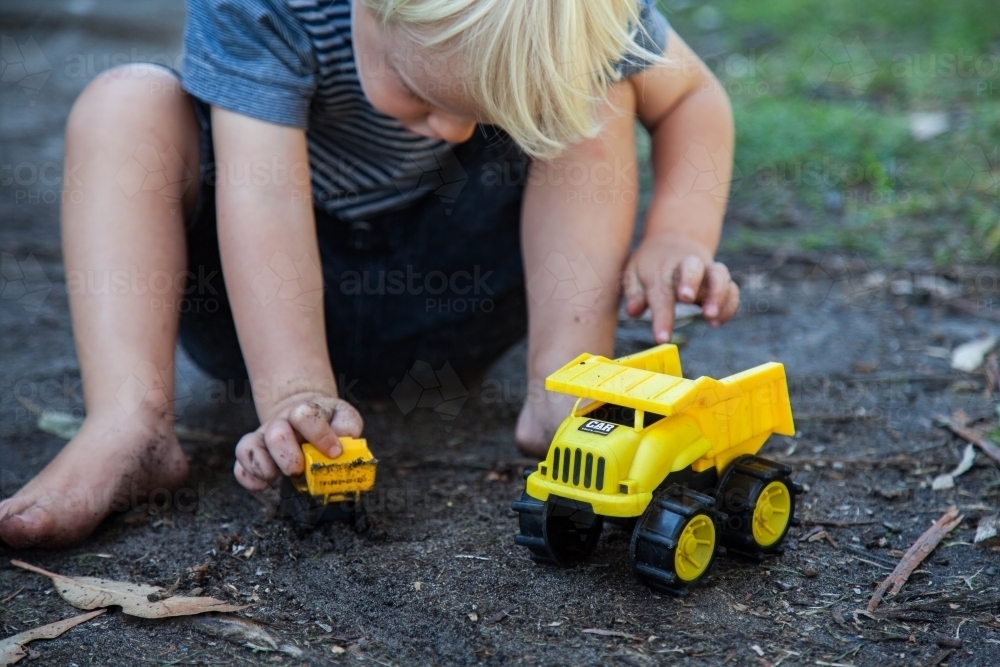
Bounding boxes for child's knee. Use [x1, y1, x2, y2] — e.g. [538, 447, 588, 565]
[67, 64, 192, 151]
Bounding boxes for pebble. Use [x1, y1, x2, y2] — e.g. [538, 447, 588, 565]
[802, 567, 818, 578]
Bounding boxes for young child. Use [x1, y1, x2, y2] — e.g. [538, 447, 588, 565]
[0, 0, 739, 548]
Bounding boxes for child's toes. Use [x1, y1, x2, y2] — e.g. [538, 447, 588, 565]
[0, 500, 58, 548]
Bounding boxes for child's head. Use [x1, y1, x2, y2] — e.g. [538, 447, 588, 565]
[353, 0, 659, 158]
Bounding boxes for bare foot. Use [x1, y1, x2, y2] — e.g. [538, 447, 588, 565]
[515, 393, 577, 458]
[0, 412, 188, 549]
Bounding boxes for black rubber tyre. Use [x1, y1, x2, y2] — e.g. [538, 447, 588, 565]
[512, 493, 603, 566]
[714, 455, 803, 558]
[629, 485, 724, 595]
[279, 477, 367, 532]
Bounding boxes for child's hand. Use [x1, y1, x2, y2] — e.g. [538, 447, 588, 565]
[233, 394, 363, 491]
[623, 231, 740, 343]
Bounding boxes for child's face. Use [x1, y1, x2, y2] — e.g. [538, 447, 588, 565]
[352, 0, 479, 144]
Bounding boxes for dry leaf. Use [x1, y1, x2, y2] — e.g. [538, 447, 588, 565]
[951, 336, 996, 372]
[975, 512, 1000, 544]
[331, 645, 346, 654]
[908, 111, 949, 141]
[11, 560, 246, 619]
[190, 615, 303, 657]
[931, 444, 976, 490]
[0, 609, 105, 666]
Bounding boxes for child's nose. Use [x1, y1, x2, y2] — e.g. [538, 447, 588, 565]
[428, 112, 476, 144]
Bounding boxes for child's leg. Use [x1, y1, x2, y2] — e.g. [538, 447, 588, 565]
[515, 84, 638, 456]
[0, 64, 198, 548]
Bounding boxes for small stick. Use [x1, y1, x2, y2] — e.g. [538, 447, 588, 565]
[581, 628, 643, 641]
[867, 507, 963, 612]
[1, 586, 25, 605]
[800, 518, 879, 527]
[934, 414, 1000, 466]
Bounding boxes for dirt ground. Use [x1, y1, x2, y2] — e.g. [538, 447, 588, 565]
[2, 2, 999, 666]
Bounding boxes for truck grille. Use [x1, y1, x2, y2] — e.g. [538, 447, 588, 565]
[551, 447, 605, 491]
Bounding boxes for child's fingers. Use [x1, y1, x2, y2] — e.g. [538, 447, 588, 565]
[719, 282, 741, 323]
[675, 256, 706, 304]
[263, 418, 306, 476]
[288, 401, 342, 458]
[701, 261, 733, 321]
[647, 274, 676, 344]
[234, 431, 278, 486]
[622, 264, 648, 318]
[234, 460, 270, 492]
[329, 400, 364, 438]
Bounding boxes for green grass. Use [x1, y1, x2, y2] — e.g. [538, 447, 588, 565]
[652, 0, 1000, 264]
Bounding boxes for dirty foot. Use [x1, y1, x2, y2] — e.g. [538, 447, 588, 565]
[515, 393, 577, 458]
[0, 412, 188, 548]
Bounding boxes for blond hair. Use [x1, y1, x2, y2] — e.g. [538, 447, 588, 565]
[361, 0, 662, 159]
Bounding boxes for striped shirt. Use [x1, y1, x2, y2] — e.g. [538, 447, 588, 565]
[181, 0, 668, 222]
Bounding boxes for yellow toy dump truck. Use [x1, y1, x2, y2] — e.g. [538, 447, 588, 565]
[512, 344, 801, 594]
[279, 437, 377, 530]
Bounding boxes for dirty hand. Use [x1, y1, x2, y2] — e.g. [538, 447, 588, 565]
[233, 393, 363, 491]
[623, 231, 740, 343]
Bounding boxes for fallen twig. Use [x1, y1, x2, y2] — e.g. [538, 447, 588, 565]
[984, 354, 999, 398]
[779, 455, 919, 469]
[934, 414, 1000, 466]
[581, 628, 643, 641]
[146, 574, 181, 602]
[867, 507, 963, 612]
[18, 398, 232, 444]
[0, 587, 25, 605]
[189, 615, 302, 657]
[870, 589, 999, 618]
[800, 518, 879, 528]
[947, 296, 1000, 322]
[793, 412, 882, 422]
[841, 545, 899, 568]
[486, 607, 514, 623]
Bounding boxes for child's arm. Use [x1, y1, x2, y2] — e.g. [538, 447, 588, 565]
[515, 29, 738, 453]
[516, 81, 640, 450]
[211, 107, 362, 491]
[624, 27, 739, 342]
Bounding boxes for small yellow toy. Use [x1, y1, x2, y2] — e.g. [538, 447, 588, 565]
[512, 344, 802, 594]
[280, 437, 377, 528]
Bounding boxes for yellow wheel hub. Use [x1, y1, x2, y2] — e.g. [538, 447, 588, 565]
[752, 481, 791, 547]
[674, 514, 715, 582]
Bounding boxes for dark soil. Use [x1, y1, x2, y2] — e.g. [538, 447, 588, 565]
[2, 2, 999, 666]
